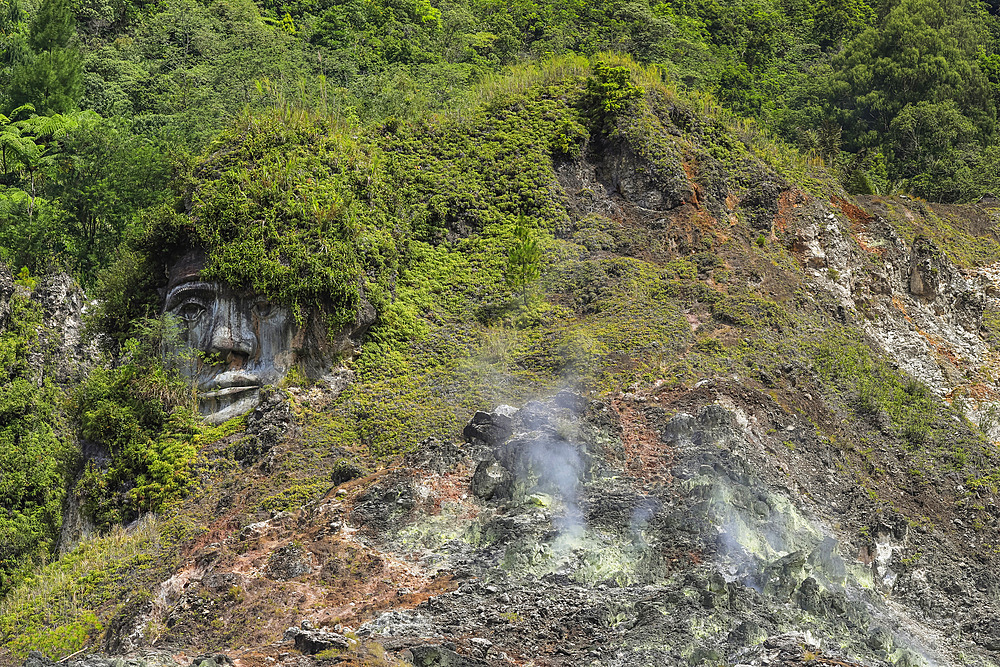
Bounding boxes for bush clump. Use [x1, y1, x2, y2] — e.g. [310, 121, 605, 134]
[95, 111, 401, 345]
[711, 293, 788, 329]
[0, 281, 76, 596]
[72, 327, 200, 530]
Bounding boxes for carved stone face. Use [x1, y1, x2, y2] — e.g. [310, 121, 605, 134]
[163, 254, 295, 424]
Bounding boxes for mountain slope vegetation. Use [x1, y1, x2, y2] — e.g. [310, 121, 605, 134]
[2, 1, 1000, 666]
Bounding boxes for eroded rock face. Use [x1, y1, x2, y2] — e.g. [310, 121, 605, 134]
[32, 273, 95, 385]
[103, 595, 154, 654]
[786, 196, 994, 407]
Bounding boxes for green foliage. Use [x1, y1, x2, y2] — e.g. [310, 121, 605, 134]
[694, 337, 724, 356]
[812, 328, 948, 450]
[0, 284, 74, 597]
[87, 244, 165, 351]
[813, 0, 875, 49]
[711, 293, 787, 328]
[157, 112, 398, 333]
[8, 0, 82, 114]
[551, 117, 589, 158]
[27, 0, 74, 53]
[5, 610, 101, 660]
[586, 61, 645, 120]
[506, 214, 542, 306]
[876, 199, 1000, 269]
[0, 109, 175, 283]
[664, 259, 697, 280]
[45, 115, 174, 280]
[72, 325, 199, 530]
[0, 518, 160, 661]
[256, 479, 328, 512]
[819, 0, 995, 198]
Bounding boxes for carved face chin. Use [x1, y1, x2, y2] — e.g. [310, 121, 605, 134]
[163, 261, 295, 424]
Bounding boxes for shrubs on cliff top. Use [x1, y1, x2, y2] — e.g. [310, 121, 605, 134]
[586, 61, 646, 122]
[189, 113, 399, 331]
[94, 110, 401, 346]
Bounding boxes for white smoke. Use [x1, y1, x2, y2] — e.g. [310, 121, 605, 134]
[520, 433, 585, 538]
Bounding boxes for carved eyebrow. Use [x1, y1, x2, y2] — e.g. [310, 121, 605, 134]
[165, 281, 217, 309]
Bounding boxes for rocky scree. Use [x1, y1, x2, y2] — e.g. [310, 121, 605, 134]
[14, 390, 1000, 665]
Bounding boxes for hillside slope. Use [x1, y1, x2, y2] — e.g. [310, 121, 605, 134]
[3, 57, 1000, 667]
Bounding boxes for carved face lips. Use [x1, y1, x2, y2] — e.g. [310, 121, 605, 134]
[197, 370, 264, 424]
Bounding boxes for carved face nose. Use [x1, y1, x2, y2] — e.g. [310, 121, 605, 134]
[208, 305, 257, 362]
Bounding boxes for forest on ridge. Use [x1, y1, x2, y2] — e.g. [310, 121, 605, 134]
[0, 0, 999, 283]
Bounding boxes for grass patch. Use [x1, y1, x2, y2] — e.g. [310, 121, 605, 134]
[0, 517, 161, 660]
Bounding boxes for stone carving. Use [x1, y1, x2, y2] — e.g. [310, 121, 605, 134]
[163, 252, 295, 423]
[162, 251, 374, 424]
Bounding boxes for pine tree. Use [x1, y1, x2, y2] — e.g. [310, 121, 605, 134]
[7, 0, 81, 114]
[506, 214, 541, 307]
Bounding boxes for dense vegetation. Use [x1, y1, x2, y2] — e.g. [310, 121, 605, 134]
[0, 0, 998, 285]
[0, 272, 75, 595]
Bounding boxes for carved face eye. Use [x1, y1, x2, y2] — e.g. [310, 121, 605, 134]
[252, 300, 275, 319]
[178, 301, 206, 323]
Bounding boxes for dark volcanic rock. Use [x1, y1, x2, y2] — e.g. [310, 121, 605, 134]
[283, 625, 349, 655]
[462, 407, 515, 447]
[189, 655, 233, 667]
[23, 652, 54, 667]
[202, 571, 242, 593]
[405, 437, 467, 473]
[266, 543, 312, 580]
[406, 644, 487, 666]
[236, 388, 293, 463]
[469, 458, 513, 500]
[103, 593, 154, 653]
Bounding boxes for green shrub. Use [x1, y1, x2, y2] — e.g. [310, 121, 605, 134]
[551, 118, 589, 158]
[694, 337, 725, 356]
[5, 611, 102, 660]
[257, 480, 329, 513]
[902, 420, 930, 447]
[190, 114, 399, 331]
[711, 293, 787, 328]
[72, 328, 200, 530]
[853, 381, 881, 415]
[664, 259, 698, 280]
[586, 61, 645, 119]
[0, 287, 75, 596]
